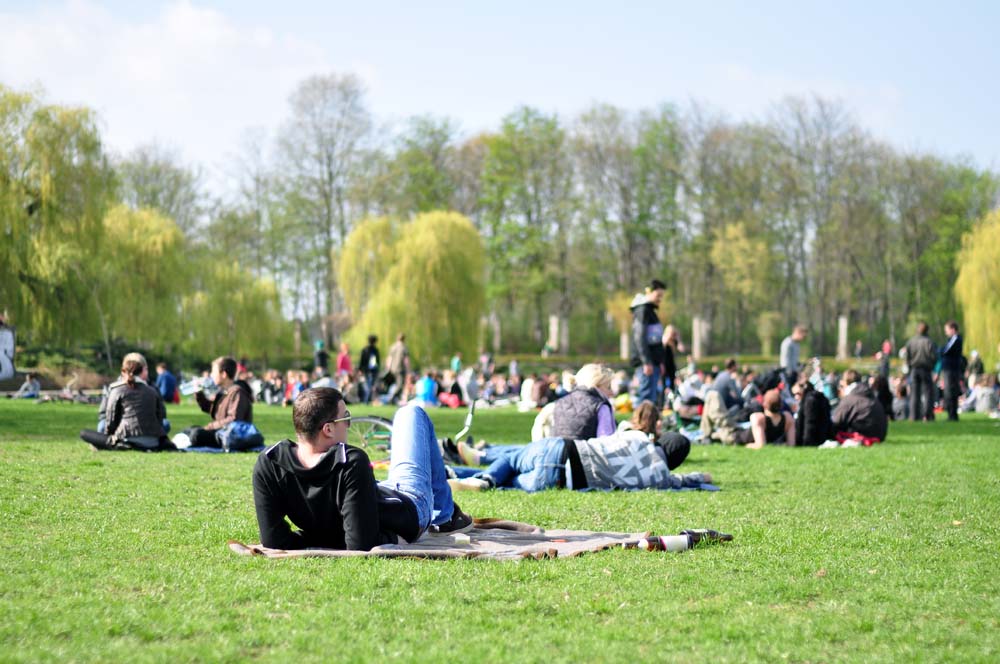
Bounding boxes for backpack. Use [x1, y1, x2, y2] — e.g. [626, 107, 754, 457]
[215, 421, 264, 452]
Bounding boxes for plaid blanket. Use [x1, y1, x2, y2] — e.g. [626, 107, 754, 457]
[230, 519, 664, 561]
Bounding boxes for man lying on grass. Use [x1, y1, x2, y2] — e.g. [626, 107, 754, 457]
[447, 401, 712, 492]
[252, 387, 472, 551]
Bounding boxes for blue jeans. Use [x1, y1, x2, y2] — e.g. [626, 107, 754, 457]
[635, 365, 662, 406]
[363, 370, 378, 404]
[477, 438, 566, 492]
[379, 405, 455, 529]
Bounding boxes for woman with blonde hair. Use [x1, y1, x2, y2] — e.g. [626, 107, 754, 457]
[550, 363, 616, 439]
[80, 353, 172, 451]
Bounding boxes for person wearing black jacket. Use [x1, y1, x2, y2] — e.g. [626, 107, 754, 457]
[793, 381, 833, 446]
[630, 279, 667, 406]
[252, 387, 471, 551]
[939, 320, 964, 421]
[358, 335, 380, 404]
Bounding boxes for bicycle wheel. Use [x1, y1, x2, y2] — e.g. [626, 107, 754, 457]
[347, 415, 393, 456]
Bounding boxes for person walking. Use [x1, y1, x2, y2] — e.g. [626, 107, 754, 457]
[386, 333, 410, 404]
[358, 335, 380, 404]
[630, 280, 667, 406]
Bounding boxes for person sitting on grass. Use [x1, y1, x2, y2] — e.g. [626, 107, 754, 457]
[11, 372, 41, 399]
[79, 353, 173, 451]
[732, 388, 796, 449]
[448, 401, 710, 493]
[832, 369, 888, 442]
[174, 356, 253, 449]
[550, 363, 617, 440]
[252, 387, 473, 551]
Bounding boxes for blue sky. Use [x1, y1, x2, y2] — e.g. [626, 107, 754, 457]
[1, 0, 996, 194]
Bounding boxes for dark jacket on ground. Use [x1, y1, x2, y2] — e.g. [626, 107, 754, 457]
[630, 296, 665, 368]
[795, 389, 833, 446]
[551, 387, 607, 440]
[252, 441, 419, 550]
[832, 383, 888, 441]
[904, 334, 938, 371]
[196, 380, 253, 431]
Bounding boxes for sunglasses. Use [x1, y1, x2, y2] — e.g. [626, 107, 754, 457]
[327, 409, 351, 427]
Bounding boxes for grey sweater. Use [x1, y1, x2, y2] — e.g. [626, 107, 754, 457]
[574, 431, 706, 490]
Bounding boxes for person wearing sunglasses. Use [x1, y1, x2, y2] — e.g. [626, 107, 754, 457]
[252, 387, 472, 551]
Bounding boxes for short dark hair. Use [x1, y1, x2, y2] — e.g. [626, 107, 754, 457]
[842, 369, 861, 385]
[945, 320, 959, 332]
[916, 322, 929, 335]
[212, 356, 237, 380]
[762, 388, 782, 413]
[725, 357, 737, 371]
[293, 388, 344, 440]
[649, 279, 666, 291]
[367, 334, 378, 344]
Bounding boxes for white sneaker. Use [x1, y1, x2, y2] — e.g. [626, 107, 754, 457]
[172, 433, 192, 449]
[447, 477, 490, 492]
[818, 439, 840, 449]
[841, 438, 861, 448]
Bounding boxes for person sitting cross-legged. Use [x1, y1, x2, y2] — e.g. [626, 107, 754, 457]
[80, 353, 173, 452]
[252, 388, 472, 551]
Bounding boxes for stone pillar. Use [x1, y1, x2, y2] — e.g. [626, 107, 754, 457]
[837, 315, 849, 360]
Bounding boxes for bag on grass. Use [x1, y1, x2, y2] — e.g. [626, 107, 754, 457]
[216, 421, 264, 452]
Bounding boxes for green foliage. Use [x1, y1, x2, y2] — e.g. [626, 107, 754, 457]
[341, 211, 486, 366]
[179, 261, 292, 363]
[955, 209, 1000, 369]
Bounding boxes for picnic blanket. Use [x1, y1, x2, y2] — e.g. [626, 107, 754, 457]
[183, 446, 266, 454]
[228, 519, 731, 561]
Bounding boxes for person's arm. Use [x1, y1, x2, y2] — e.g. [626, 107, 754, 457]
[747, 412, 766, 450]
[252, 459, 306, 550]
[784, 412, 796, 446]
[105, 388, 124, 436]
[595, 403, 615, 437]
[340, 452, 384, 551]
[194, 389, 212, 414]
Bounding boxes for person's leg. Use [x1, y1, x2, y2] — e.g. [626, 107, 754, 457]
[922, 371, 936, 421]
[636, 368, 654, 404]
[909, 371, 922, 421]
[185, 427, 220, 447]
[510, 438, 565, 492]
[383, 404, 454, 528]
[944, 370, 960, 420]
[80, 429, 112, 449]
[475, 448, 521, 487]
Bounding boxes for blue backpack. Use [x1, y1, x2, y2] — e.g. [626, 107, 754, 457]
[215, 421, 264, 452]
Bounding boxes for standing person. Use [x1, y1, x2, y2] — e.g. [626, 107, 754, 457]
[939, 320, 964, 422]
[313, 341, 330, 374]
[904, 322, 937, 421]
[358, 335, 380, 404]
[450, 351, 462, 374]
[853, 339, 863, 359]
[176, 356, 254, 448]
[335, 342, 352, 377]
[630, 279, 667, 406]
[80, 353, 172, 451]
[661, 325, 685, 395]
[386, 334, 410, 404]
[252, 388, 472, 550]
[154, 362, 177, 404]
[779, 325, 808, 384]
[0, 315, 15, 381]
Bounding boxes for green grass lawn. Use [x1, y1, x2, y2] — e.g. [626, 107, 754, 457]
[1, 400, 998, 662]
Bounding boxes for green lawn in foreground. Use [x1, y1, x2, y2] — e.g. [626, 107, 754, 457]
[1, 400, 998, 662]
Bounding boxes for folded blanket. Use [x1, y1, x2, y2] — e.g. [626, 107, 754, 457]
[229, 519, 730, 561]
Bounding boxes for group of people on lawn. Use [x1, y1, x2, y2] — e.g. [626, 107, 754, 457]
[77, 279, 964, 552]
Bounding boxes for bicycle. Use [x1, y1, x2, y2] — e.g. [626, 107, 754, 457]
[347, 401, 476, 461]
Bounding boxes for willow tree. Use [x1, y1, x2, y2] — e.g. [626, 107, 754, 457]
[955, 210, 1000, 369]
[98, 205, 187, 352]
[341, 211, 485, 366]
[180, 263, 291, 362]
[0, 84, 114, 345]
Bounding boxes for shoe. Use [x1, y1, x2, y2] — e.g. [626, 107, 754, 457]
[457, 440, 482, 465]
[439, 438, 463, 465]
[172, 433, 192, 449]
[430, 503, 474, 534]
[447, 477, 491, 492]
